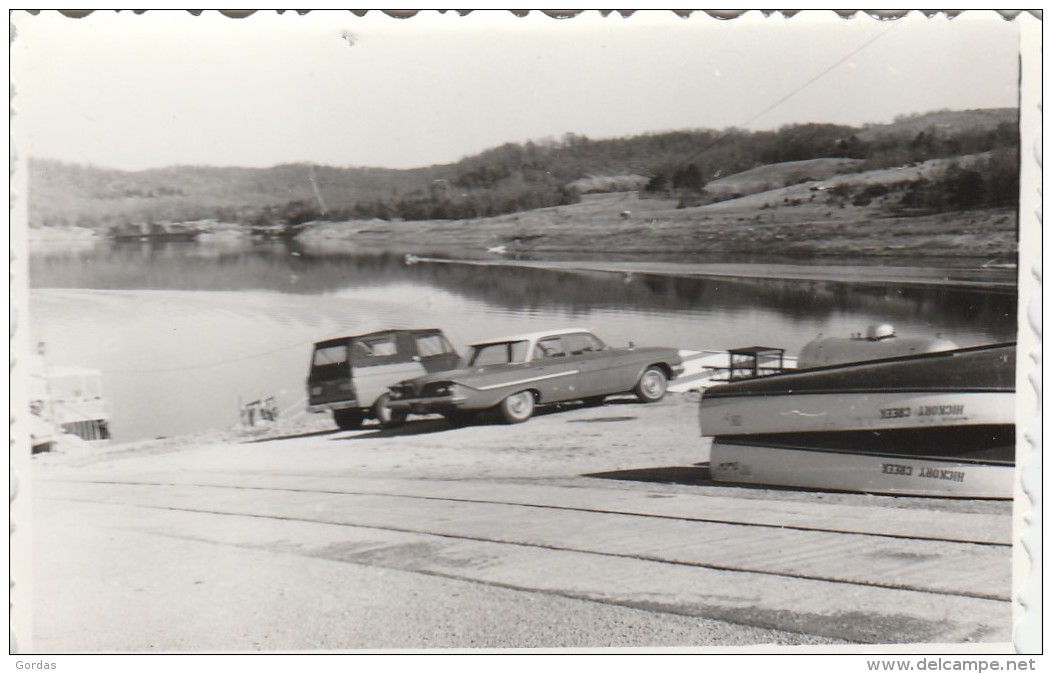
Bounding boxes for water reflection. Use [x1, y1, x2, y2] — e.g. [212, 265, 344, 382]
[31, 242, 1017, 342]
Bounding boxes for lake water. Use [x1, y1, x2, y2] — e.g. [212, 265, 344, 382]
[27, 240, 1018, 442]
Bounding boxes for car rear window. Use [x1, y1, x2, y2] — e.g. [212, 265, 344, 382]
[353, 335, 398, 360]
[312, 344, 348, 367]
[470, 341, 529, 366]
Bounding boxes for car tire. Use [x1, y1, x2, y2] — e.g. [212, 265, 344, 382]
[498, 391, 535, 424]
[633, 366, 668, 403]
[373, 394, 408, 428]
[333, 408, 364, 431]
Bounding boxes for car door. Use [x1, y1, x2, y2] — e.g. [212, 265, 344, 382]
[529, 336, 582, 402]
[563, 332, 625, 396]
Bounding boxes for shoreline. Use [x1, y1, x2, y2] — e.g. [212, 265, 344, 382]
[406, 255, 1018, 290]
[28, 230, 1018, 291]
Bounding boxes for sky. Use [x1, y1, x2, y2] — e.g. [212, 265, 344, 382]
[10, 10, 1025, 171]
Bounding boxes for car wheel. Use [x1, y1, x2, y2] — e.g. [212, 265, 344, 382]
[498, 391, 535, 424]
[633, 366, 668, 403]
[443, 411, 476, 427]
[333, 408, 364, 431]
[373, 394, 408, 428]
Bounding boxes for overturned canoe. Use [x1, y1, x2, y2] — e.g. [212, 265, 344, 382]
[699, 341, 1016, 498]
[699, 343, 1015, 437]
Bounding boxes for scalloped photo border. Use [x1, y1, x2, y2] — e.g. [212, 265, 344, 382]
[7, 8, 1042, 659]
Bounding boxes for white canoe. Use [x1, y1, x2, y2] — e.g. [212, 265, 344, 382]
[699, 343, 1015, 437]
[709, 439, 1015, 499]
[700, 389, 1014, 436]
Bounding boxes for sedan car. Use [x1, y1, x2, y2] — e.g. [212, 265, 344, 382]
[387, 328, 684, 424]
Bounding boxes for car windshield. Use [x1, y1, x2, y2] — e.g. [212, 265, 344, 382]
[468, 340, 529, 366]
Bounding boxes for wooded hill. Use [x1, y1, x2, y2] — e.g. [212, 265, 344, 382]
[27, 108, 1018, 230]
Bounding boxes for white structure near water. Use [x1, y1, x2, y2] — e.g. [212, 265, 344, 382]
[30, 360, 111, 451]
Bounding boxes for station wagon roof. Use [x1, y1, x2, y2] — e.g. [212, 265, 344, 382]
[314, 328, 444, 348]
[468, 328, 593, 347]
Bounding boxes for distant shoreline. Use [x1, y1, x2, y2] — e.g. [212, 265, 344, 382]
[26, 223, 1019, 291]
[406, 256, 1018, 291]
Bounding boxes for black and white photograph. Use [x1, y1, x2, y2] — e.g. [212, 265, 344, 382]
[9, 9, 1041, 661]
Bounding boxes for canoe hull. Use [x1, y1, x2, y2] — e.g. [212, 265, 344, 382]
[700, 342, 1017, 498]
[699, 390, 1014, 436]
[699, 342, 1015, 436]
[710, 439, 1015, 499]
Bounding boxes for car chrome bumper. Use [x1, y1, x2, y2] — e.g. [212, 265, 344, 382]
[388, 394, 467, 413]
[307, 400, 361, 413]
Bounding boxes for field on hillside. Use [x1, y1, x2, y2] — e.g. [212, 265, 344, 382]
[300, 161, 1017, 263]
[704, 158, 864, 198]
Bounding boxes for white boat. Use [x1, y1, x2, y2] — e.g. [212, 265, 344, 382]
[700, 389, 1013, 436]
[699, 342, 1015, 437]
[698, 330, 1016, 499]
[710, 435, 1014, 499]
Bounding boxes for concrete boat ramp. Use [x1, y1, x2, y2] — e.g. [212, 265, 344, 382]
[25, 395, 1016, 652]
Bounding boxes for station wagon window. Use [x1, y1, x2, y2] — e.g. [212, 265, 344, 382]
[470, 340, 529, 366]
[415, 333, 456, 357]
[312, 344, 348, 367]
[535, 336, 567, 358]
[563, 333, 605, 355]
[354, 335, 398, 359]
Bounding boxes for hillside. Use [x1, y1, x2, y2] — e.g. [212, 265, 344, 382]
[855, 108, 1016, 143]
[296, 162, 1018, 263]
[704, 158, 864, 198]
[26, 107, 1017, 233]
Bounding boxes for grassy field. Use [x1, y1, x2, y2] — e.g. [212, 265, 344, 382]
[300, 159, 1017, 264]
